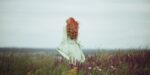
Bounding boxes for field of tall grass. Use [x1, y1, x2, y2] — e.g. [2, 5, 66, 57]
[0, 48, 150, 75]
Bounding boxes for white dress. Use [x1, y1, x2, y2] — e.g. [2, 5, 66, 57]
[57, 27, 85, 63]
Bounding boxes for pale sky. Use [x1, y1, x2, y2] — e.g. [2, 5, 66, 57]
[0, 0, 150, 49]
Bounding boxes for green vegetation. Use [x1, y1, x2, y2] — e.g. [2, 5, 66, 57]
[0, 48, 150, 75]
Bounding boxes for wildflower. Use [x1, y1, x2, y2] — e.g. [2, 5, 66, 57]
[95, 66, 102, 72]
[110, 65, 116, 70]
[98, 68, 102, 72]
[88, 66, 92, 70]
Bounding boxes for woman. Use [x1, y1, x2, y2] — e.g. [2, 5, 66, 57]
[57, 17, 85, 65]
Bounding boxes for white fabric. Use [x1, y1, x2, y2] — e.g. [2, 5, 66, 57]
[57, 27, 85, 63]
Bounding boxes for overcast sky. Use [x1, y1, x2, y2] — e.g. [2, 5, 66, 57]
[0, 0, 150, 49]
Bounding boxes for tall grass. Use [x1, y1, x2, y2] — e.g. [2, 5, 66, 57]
[0, 49, 150, 75]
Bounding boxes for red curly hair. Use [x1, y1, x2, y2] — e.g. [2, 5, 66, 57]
[66, 17, 79, 40]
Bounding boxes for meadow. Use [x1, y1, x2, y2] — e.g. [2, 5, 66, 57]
[0, 48, 150, 75]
